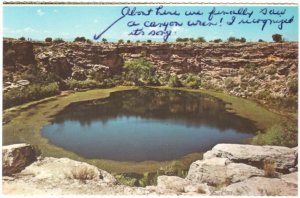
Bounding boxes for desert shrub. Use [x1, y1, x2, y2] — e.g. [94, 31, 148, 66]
[240, 37, 246, 43]
[272, 34, 283, 42]
[123, 58, 156, 85]
[19, 37, 26, 41]
[213, 38, 222, 43]
[196, 37, 206, 43]
[138, 172, 152, 187]
[168, 75, 182, 87]
[21, 67, 57, 84]
[86, 39, 92, 44]
[287, 79, 298, 94]
[65, 79, 104, 90]
[3, 83, 60, 109]
[115, 175, 138, 187]
[252, 123, 297, 147]
[263, 159, 277, 178]
[74, 37, 87, 42]
[244, 63, 258, 72]
[53, 38, 64, 43]
[224, 77, 237, 89]
[197, 186, 206, 194]
[182, 74, 201, 88]
[258, 39, 265, 42]
[45, 37, 52, 42]
[147, 40, 152, 43]
[70, 166, 98, 183]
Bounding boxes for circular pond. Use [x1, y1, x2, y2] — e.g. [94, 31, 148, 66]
[42, 88, 256, 161]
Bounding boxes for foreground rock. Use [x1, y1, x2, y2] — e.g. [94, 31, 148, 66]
[204, 144, 298, 173]
[2, 143, 298, 195]
[2, 143, 37, 176]
[186, 157, 264, 186]
[218, 175, 298, 196]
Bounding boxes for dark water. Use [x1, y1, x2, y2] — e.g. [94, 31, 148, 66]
[42, 88, 257, 161]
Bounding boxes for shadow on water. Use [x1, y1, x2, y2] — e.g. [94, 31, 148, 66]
[42, 88, 257, 161]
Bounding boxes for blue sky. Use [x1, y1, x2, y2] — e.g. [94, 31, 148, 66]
[3, 5, 298, 42]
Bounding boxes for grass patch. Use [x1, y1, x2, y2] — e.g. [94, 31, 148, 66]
[263, 159, 277, 178]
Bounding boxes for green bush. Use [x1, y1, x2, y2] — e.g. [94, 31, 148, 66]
[168, 75, 182, 87]
[45, 37, 52, 42]
[115, 175, 138, 187]
[123, 58, 156, 85]
[252, 123, 297, 147]
[65, 79, 104, 90]
[74, 37, 86, 42]
[3, 83, 60, 109]
[183, 74, 201, 89]
[53, 38, 64, 43]
[21, 67, 57, 84]
[287, 79, 298, 95]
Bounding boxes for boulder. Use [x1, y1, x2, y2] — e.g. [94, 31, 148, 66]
[18, 157, 117, 184]
[186, 157, 264, 186]
[218, 176, 298, 196]
[204, 144, 297, 173]
[2, 143, 37, 176]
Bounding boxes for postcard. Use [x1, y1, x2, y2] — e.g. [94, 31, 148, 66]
[2, 0, 298, 196]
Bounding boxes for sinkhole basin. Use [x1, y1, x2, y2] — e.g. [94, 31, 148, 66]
[41, 88, 257, 163]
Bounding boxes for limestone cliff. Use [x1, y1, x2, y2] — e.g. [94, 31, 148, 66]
[3, 39, 298, 102]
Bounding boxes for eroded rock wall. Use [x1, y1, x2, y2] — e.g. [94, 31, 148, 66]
[3, 39, 298, 99]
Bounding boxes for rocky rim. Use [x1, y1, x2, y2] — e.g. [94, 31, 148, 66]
[2, 143, 298, 195]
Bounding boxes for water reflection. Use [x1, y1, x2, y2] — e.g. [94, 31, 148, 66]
[42, 88, 257, 161]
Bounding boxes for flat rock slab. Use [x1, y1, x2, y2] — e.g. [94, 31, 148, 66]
[186, 157, 264, 186]
[204, 144, 297, 172]
[218, 175, 298, 196]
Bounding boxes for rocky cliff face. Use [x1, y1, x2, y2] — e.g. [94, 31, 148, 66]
[3, 39, 298, 100]
[2, 143, 298, 195]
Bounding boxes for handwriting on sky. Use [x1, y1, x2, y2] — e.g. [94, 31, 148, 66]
[94, 6, 294, 42]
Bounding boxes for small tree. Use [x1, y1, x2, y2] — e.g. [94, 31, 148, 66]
[102, 38, 107, 43]
[45, 37, 52, 42]
[19, 37, 26, 41]
[240, 37, 246, 43]
[147, 39, 152, 43]
[272, 34, 283, 42]
[118, 39, 124, 43]
[195, 37, 206, 43]
[53, 38, 64, 43]
[86, 39, 92, 44]
[74, 37, 86, 42]
[213, 39, 222, 43]
[258, 39, 265, 42]
[127, 40, 131, 43]
[228, 37, 236, 42]
[189, 38, 195, 43]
